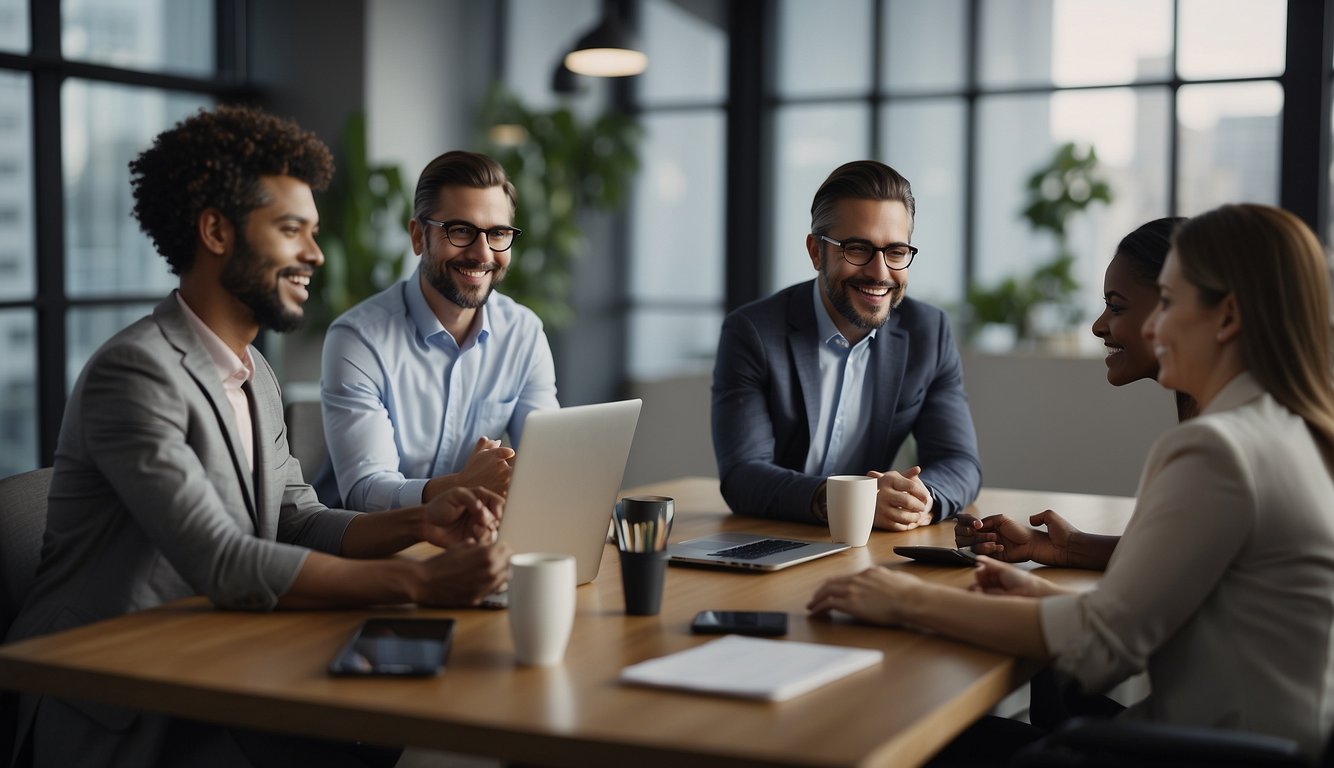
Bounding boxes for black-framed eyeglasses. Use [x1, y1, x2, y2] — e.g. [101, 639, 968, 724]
[421, 218, 523, 252]
[818, 234, 917, 270]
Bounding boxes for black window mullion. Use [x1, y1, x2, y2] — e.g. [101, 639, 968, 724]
[1167, 0, 1181, 217]
[19, 0, 253, 469]
[725, 0, 767, 311]
[868, 0, 884, 158]
[215, 0, 245, 82]
[1278, 0, 1333, 235]
[31, 0, 64, 467]
[961, 0, 979, 305]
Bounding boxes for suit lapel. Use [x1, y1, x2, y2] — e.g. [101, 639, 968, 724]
[787, 283, 823, 450]
[246, 379, 278, 539]
[153, 296, 259, 525]
[868, 313, 908, 464]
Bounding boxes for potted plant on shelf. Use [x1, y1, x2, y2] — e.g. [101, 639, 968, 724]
[967, 142, 1112, 349]
[308, 111, 413, 332]
[476, 85, 641, 329]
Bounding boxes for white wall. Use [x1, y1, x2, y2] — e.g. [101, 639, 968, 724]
[365, 0, 493, 178]
[622, 350, 1177, 499]
[962, 350, 1175, 498]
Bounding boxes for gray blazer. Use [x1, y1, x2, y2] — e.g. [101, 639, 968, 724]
[711, 281, 982, 524]
[6, 295, 359, 767]
[1041, 372, 1334, 760]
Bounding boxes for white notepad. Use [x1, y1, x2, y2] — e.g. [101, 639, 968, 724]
[619, 635, 883, 702]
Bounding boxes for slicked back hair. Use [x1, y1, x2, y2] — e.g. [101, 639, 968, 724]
[810, 160, 916, 236]
[413, 150, 517, 222]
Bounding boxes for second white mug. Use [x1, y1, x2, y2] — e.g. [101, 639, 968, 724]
[508, 552, 577, 666]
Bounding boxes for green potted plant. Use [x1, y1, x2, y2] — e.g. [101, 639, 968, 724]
[967, 142, 1112, 345]
[476, 85, 641, 328]
[308, 111, 413, 331]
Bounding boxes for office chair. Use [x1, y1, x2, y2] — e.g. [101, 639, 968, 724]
[0, 467, 52, 638]
[283, 399, 329, 479]
[1010, 716, 1321, 768]
[0, 466, 52, 768]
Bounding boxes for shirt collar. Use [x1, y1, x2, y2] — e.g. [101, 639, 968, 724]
[812, 279, 875, 350]
[173, 291, 254, 388]
[406, 265, 491, 350]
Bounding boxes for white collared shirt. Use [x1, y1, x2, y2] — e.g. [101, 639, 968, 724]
[804, 280, 876, 476]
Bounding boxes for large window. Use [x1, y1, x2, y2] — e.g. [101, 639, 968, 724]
[0, 1, 244, 475]
[626, 0, 728, 379]
[759, 0, 1314, 355]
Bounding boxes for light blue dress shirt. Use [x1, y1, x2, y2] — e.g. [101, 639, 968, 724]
[320, 267, 559, 511]
[803, 280, 876, 476]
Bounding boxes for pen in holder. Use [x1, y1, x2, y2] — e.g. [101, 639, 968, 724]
[613, 496, 673, 616]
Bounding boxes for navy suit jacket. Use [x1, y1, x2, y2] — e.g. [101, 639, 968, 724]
[711, 280, 982, 524]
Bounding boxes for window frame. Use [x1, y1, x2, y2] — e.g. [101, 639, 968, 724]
[720, 0, 1331, 318]
[0, 0, 257, 469]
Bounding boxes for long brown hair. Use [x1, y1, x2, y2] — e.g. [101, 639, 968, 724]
[1173, 204, 1334, 453]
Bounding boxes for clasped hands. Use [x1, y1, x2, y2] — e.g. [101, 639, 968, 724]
[867, 465, 931, 531]
[457, 436, 516, 496]
[417, 486, 510, 606]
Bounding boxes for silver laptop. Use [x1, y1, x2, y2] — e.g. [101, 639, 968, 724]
[668, 532, 849, 572]
[491, 399, 642, 589]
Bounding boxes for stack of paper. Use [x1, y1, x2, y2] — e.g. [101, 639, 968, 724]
[619, 635, 883, 702]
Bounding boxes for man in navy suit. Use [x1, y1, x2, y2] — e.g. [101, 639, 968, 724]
[712, 160, 981, 529]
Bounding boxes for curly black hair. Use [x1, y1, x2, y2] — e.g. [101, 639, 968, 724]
[129, 104, 334, 275]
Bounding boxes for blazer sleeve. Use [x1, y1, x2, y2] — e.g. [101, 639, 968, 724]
[79, 344, 311, 611]
[911, 311, 982, 521]
[711, 310, 824, 524]
[251, 353, 360, 554]
[1039, 420, 1252, 692]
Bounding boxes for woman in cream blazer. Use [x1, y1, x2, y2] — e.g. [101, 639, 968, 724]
[809, 203, 1334, 761]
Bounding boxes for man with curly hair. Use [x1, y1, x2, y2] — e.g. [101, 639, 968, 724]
[6, 105, 510, 767]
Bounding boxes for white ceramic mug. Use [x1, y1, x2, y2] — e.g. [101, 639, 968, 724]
[508, 552, 577, 666]
[826, 475, 878, 547]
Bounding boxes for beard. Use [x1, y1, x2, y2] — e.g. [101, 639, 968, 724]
[421, 239, 507, 309]
[819, 253, 904, 331]
[220, 234, 306, 334]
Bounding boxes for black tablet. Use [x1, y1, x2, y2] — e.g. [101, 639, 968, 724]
[328, 618, 456, 677]
[892, 546, 979, 567]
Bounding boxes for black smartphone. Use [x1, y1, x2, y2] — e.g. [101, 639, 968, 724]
[690, 610, 788, 636]
[893, 546, 979, 567]
[328, 618, 456, 677]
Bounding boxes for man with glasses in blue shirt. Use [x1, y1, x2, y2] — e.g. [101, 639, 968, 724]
[712, 160, 981, 529]
[320, 151, 559, 511]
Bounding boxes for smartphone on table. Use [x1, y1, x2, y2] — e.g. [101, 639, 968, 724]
[690, 610, 789, 636]
[328, 618, 456, 677]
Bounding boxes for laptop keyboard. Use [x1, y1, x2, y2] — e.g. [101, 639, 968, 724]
[710, 538, 806, 560]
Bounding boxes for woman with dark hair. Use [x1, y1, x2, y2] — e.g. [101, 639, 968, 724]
[811, 203, 1334, 762]
[955, 217, 1189, 567]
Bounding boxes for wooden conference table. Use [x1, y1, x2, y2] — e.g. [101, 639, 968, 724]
[0, 478, 1133, 768]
